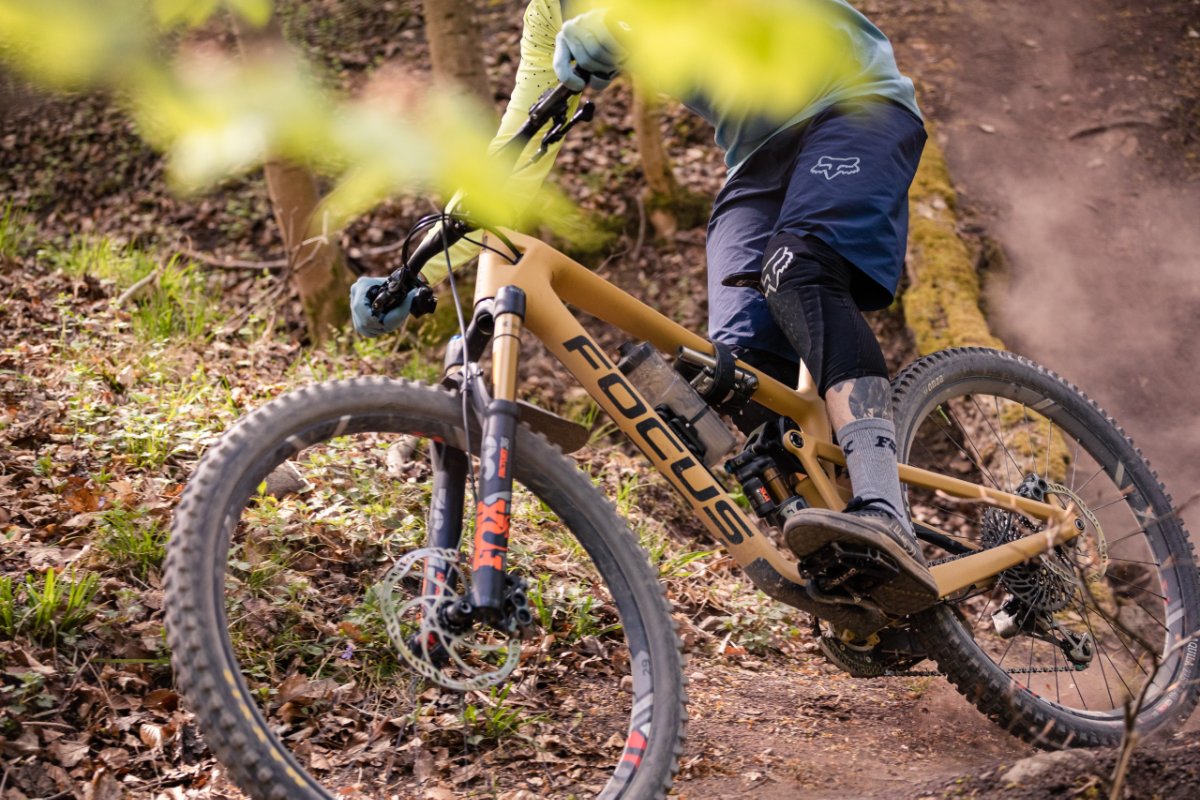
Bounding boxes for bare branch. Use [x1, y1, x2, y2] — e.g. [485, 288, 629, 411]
[1068, 117, 1162, 140]
[180, 248, 287, 271]
[112, 267, 161, 308]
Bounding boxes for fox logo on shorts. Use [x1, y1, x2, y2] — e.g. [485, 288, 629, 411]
[811, 156, 861, 180]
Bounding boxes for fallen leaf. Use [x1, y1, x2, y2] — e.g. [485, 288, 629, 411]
[86, 768, 123, 800]
[140, 723, 166, 749]
[142, 688, 180, 712]
[49, 738, 90, 768]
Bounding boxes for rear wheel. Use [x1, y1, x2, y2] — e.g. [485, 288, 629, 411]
[894, 348, 1200, 747]
[165, 378, 686, 798]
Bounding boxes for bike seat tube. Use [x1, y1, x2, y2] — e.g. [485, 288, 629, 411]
[470, 286, 526, 622]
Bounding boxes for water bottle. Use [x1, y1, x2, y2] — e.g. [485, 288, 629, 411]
[616, 342, 736, 467]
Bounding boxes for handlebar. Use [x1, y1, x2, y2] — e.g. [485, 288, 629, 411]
[368, 76, 594, 319]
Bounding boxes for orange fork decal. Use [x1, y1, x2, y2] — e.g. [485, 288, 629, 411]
[473, 497, 510, 573]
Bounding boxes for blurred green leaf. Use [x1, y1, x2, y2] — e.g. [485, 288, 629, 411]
[588, 0, 861, 120]
[0, 0, 150, 87]
[152, 0, 220, 27]
[226, 0, 272, 28]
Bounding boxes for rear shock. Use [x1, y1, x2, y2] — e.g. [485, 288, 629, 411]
[725, 418, 809, 530]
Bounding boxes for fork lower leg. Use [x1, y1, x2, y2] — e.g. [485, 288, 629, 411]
[471, 286, 526, 622]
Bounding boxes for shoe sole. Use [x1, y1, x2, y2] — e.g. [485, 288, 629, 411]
[786, 509, 940, 617]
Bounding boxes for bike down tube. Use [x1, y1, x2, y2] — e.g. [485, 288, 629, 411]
[469, 286, 526, 622]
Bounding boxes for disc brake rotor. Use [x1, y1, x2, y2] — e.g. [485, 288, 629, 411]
[374, 547, 520, 692]
[1045, 481, 1108, 581]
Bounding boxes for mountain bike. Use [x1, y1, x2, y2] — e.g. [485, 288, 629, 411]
[164, 82, 1200, 799]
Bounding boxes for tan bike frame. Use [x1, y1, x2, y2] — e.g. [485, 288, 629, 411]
[474, 231, 1080, 623]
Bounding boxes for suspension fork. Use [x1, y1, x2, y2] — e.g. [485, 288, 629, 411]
[470, 286, 525, 623]
[421, 336, 471, 604]
[417, 335, 472, 618]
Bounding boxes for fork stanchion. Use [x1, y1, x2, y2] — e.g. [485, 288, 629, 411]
[470, 286, 526, 623]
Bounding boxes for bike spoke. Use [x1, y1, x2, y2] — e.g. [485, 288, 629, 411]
[996, 599, 1041, 671]
[1044, 416, 1054, 481]
[972, 589, 998, 631]
[1078, 603, 1119, 708]
[1052, 637, 1062, 704]
[1069, 438, 1081, 492]
[979, 394, 1022, 488]
[1074, 463, 1107, 496]
[940, 403, 1003, 489]
[1025, 628, 1036, 690]
[1106, 528, 1149, 549]
[1104, 571, 1167, 602]
[1090, 493, 1137, 514]
[1105, 556, 1162, 568]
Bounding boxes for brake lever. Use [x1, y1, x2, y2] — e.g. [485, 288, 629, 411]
[368, 269, 438, 319]
[531, 101, 595, 163]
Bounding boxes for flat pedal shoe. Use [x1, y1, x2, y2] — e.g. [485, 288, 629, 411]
[786, 506, 939, 617]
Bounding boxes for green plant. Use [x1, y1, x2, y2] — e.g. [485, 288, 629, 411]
[3, 568, 100, 642]
[657, 547, 717, 579]
[49, 238, 219, 342]
[461, 684, 544, 743]
[0, 671, 56, 717]
[129, 255, 219, 341]
[98, 506, 169, 579]
[0, 576, 15, 637]
[0, 202, 34, 260]
[615, 474, 640, 516]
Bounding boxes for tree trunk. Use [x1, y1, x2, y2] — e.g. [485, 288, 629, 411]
[632, 84, 709, 241]
[632, 84, 681, 240]
[231, 16, 352, 342]
[262, 161, 352, 340]
[423, 0, 492, 107]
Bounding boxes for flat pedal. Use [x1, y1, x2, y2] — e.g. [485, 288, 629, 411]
[799, 541, 901, 599]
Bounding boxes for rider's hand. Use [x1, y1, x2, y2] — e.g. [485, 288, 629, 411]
[554, 10, 622, 92]
[350, 277, 414, 337]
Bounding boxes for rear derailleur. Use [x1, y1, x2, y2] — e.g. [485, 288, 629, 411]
[991, 596, 1094, 668]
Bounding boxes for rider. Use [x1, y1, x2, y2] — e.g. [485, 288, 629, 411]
[352, 1, 936, 618]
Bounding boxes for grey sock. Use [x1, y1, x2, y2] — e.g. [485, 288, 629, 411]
[837, 417, 913, 536]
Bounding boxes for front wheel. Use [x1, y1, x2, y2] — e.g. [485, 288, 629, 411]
[164, 378, 685, 799]
[894, 348, 1200, 748]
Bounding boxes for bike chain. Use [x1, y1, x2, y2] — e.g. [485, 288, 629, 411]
[878, 664, 1083, 678]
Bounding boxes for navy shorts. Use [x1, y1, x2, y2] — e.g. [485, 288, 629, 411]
[705, 97, 927, 360]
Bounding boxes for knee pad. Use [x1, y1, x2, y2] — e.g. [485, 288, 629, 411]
[760, 233, 886, 395]
[760, 232, 852, 298]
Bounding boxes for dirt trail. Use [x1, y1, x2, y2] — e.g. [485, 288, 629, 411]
[675, 655, 1029, 798]
[912, 0, 1200, 534]
[680, 3, 1200, 797]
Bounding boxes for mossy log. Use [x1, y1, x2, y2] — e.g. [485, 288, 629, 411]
[902, 128, 1004, 355]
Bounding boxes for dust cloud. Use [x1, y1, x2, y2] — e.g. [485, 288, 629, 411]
[921, 0, 1200, 534]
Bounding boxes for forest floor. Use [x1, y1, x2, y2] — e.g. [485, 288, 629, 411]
[2, 1, 1200, 799]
